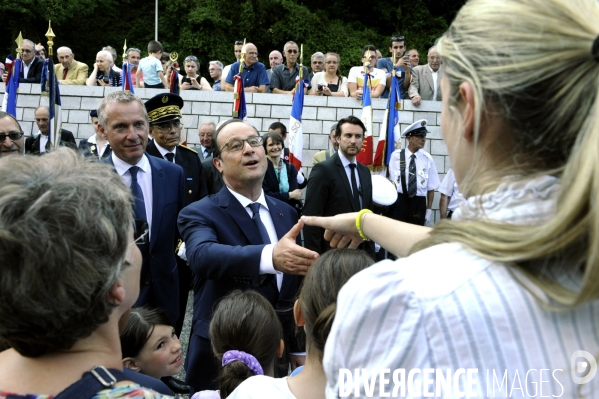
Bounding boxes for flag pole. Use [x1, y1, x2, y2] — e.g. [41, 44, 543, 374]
[15, 32, 23, 61]
[46, 22, 61, 148]
[233, 39, 246, 118]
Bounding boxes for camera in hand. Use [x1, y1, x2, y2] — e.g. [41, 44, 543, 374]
[102, 76, 110, 84]
[317, 84, 323, 91]
[181, 77, 192, 84]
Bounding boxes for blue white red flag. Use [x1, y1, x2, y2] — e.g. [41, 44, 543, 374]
[288, 77, 306, 170]
[374, 72, 400, 167]
[122, 61, 135, 93]
[233, 74, 247, 120]
[1, 55, 20, 117]
[170, 68, 179, 95]
[41, 58, 62, 148]
[356, 72, 373, 166]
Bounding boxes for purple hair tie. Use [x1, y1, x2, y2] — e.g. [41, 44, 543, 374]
[221, 350, 264, 375]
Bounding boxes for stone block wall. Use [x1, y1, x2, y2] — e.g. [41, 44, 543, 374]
[1, 83, 449, 223]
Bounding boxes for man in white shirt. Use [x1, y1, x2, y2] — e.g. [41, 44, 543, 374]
[387, 119, 440, 225]
[178, 119, 318, 393]
[409, 46, 443, 105]
[97, 91, 185, 327]
[348, 45, 387, 99]
[25, 106, 76, 154]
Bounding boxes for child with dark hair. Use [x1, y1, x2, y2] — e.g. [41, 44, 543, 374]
[192, 290, 284, 399]
[120, 306, 184, 380]
[228, 249, 374, 399]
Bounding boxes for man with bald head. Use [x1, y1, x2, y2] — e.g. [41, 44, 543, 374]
[179, 119, 318, 392]
[223, 42, 269, 93]
[266, 50, 283, 93]
[25, 106, 76, 155]
[55, 47, 88, 85]
[0, 111, 25, 157]
[408, 46, 443, 105]
[1, 39, 42, 84]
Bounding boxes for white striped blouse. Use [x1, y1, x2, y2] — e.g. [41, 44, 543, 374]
[323, 176, 599, 398]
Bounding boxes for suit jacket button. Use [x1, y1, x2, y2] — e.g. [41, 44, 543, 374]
[144, 280, 150, 285]
[188, 190, 192, 194]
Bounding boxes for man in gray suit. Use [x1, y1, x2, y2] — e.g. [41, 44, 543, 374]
[408, 47, 442, 106]
[192, 121, 216, 161]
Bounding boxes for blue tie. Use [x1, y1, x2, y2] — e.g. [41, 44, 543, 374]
[248, 203, 271, 244]
[129, 166, 147, 222]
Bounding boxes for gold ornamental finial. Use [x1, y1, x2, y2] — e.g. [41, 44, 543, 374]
[299, 44, 304, 79]
[169, 52, 179, 63]
[45, 22, 55, 57]
[122, 40, 128, 64]
[238, 38, 246, 75]
[15, 32, 24, 59]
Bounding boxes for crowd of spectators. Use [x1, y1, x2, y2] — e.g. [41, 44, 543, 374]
[1, 35, 443, 104]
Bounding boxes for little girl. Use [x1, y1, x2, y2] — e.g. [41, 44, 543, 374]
[192, 290, 284, 399]
[228, 249, 375, 399]
[120, 307, 184, 380]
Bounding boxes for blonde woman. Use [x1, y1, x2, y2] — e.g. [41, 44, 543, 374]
[303, 0, 599, 397]
[308, 53, 348, 97]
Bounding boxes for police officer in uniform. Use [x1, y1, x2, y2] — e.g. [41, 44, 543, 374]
[144, 93, 208, 339]
[388, 119, 440, 225]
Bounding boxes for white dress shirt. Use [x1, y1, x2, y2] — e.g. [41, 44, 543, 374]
[153, 140, 177, 161]
[112, 153, 153, 238]
[388, 147, 440, 196]
[428, 65, 439, 101]
[86, 134, 110, 159]
[38, 132, 48, 153]
[439, 168, 465, 211]
[227, 187, 283, 291]
[338, 151, 361, 207]
[323, 175, 598, 399]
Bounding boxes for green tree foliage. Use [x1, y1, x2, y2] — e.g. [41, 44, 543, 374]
[0, 0, 465, 80]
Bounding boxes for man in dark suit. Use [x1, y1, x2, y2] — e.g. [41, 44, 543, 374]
[144, 93, 208, 338]
[1, 39, 43, 84]
[98, 91, 184, 327]
[25, 106, 76, 154]
[201, 156, 224, 194]
[303, 115, 375, 256]
[191, 121, 215, 161]
[178, 119, 319, 393]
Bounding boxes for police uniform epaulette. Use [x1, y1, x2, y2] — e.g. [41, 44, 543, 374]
[178, 144, 198, 154]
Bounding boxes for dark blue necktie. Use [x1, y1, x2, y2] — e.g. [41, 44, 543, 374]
[248, 203, 271, 244]
[129, 166, 147, 222]
[349, 163, 360, 209]
[165, 152, 174, 162]
[407, 154, 417, 198]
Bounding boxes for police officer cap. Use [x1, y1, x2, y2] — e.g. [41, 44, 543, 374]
[89, 109, 98, 118]
[145, 93, 184, 124]
[401, 119, 429, 138]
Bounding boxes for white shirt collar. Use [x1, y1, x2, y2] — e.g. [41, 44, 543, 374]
[153, 141, 177, 159]
[227, 187, 269, 211]
[111, 153, 150, 176]
[428, 65, 439, 74]
[337, 151, 355, 168]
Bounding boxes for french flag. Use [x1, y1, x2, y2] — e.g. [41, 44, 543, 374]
[288, 77, 305, 170]
[1, 56, 20, 117]
[41, 58, 62, 147]
[356, 72, 373, 166]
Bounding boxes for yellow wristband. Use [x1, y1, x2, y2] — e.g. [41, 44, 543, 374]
[355, 209, 373, 241]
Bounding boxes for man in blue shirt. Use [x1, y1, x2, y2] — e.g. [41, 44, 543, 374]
[224, 43, 269, 93]
[377, 35, 411, 99]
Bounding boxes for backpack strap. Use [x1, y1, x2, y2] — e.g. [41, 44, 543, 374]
[55, 366, 130, 399]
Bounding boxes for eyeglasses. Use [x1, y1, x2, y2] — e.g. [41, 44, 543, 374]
[235, 41, 244, 45]
[0, 131, 24, 142]
[219, 135, 264, 153]
[185, 56, 198, 62]
[208, 68, 220, 71]
[312, 61, 324, 64]
[428, 56, 441, 60]
[153, 120, 182, 133]
[247, 52, 258, 56]
[21, 49, 33, 53]
[286, 49, 298, 54]
[134, 228, 149, 245]
[391, 36, 405, 42]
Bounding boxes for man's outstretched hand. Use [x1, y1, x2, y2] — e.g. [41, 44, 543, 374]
[273, 219, 319, 275]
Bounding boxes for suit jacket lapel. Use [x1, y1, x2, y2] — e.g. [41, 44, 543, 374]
[334, 154, 357, 212]
[147, 155, 164, 251]
[175, 148, 188, 169]
[218, 188, 264, 245]
[358, 164, 372, 209]
[424, 67, 434, 95]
